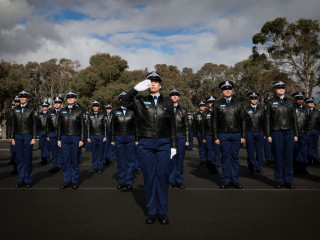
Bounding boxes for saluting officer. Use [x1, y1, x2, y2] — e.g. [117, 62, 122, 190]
[37, 101, 50, 165]
[87, 101, 107, 174]
[10, 90, 37, 188]
[121, 72, 177, 225]
[263, 97, 275, 164]
[265, 81, 298, 189]
[47, 96, 63, 173]
[186, 113, 194, 151]
[7, 96, 20, 175]
[111, 92, 137, 190]
[58, 91, 84, 189]
[244, 92, 265, 174]
[168, 89, 189, 189]
[202, 96, 220, 173]
[292, 92, 310, 175]
[305, 97, 320, 165]
[213, 81, 246, 189]
[193, 101, 206, 165]
[104, 105, 116, 165]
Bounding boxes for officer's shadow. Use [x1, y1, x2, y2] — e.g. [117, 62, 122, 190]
[238, 165, 275, 186]
[131, 187, 147, 216]
[187, 161, 221, 187]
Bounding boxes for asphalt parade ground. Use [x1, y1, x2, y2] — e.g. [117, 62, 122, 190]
[0, 140, 319, 240]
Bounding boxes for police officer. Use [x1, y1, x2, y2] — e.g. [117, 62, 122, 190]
[186, 113, 194, 151]
[7, 96, 20, 175]
[263, 97, 274, 164]
[121, 72, 177, 225]
[168, 89, 189, 188]
[104, 105, 116, 165]
[58, 91, 84, 189]
[84, 111, 91, 152]
[292, 92, 310, 175]
[244, 92, 265, 174]
[202, 96, 220, 173]
[213, 81, 246, 189]
[265, 81, 298, 189]
[47, 96, 63, 173]
[193, 101, 206, 165]
[37, 101, 50, 165]
[10, 90, 37, 188]
[305, 97, 320, 165]
[111, 92, 137, 190]
[87, 101, 107, 174]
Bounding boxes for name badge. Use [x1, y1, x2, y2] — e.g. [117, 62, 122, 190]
[90, 116, 94, 119]
[62, 111, 67, 114]
[144, 101, 152, 105]
[207, 114, 211, 117]
[51, 113, 55, 116]
[220, 105, 226, 107]
[117, 111, 122, 115]
[248, 111, 253, 114]
[273, 102, 278, 105]
[16, 110, 21, 113]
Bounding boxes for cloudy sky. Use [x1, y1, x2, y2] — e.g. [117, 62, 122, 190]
[1, 0, 320, 71]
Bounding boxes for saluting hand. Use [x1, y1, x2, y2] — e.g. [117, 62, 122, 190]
[134, 79, 151, 92]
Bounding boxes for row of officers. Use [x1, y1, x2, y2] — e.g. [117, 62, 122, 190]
[6, 73, 320, 225]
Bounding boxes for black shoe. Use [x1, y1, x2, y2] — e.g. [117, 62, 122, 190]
[91, 169, 98, 173]
[25, 183, 32, 188]
[15, 182, 24, 188]
[302, 170, 310, 175]
[49, 167, 59, 173]
[200, 162, 206, 166]
[208, 168, 219, 174]
[126, 184, 133, 190]
[232, 183, 243, 189]
[38, 160, 48, 165]
[117, 183, 126, 189]
[266, 160, 273, 165]
[220, 183, 230, 189]
[274, 182, 282, 189]
[134, 169, 141, 174]
[168, 182, 177, 188]
[284, 183, 295, 189]
[177, 183, 185, 189]
[72, 183, 79, 189]
[158, 215, 169, 225]
[98, 170, 103, 174]
[11, 169, 18, 175]
[146, 215, 156, 224]
[60, 182, 71, 189]
[110, 162, 116, 165]
[249, 169, 255, 174]
[256, 170, 264, 174]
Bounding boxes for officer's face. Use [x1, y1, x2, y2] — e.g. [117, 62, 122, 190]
[250, 99, 258, 105]
[207, 102, 213, 108]
[93, 106, 100, 112]
[222, 88, 232, 98]
[11, 105, 15, 109]
[19, 97, 28, 104]
[188, 115, 192, 119]
[67, 97, 76, 105]
[14, 102, 20, 106]
[295, 99, 304, 105]
[274, 87, 285, 96]
[42, 107, 48, 112]
[170, 95, 180, 103]
[54, 103, 62, 109]
[149, 80, 162, 94]
[199, 106, 206, 111]
[106, 109, 112, 113]
[307, 103, 315, 108]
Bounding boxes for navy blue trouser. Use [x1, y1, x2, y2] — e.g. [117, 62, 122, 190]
[264, 138, 274, 162]
[246, 131, 264, 171]
[14, 134, 33, 183]
[84, 131, 91, 150]
[137, 137, 171, 215]
[294, 133, 308, 172]
[169, 135, 186, 184]
[271, 130, 294, 183]
[90, 135, 105, 170]
[196, 132, 206, 163]
[61, 135, 81, 183]
[205, 135, 221, 171]
[39, 132, 50, 162]
[115, 135, 136, 185]
[49, 132, 63, 168]
[135, 145, 141, 171]
[219, 133, 241, 184]
[307, 130, 319, 160]
[187, 131, 194, 150]
[105, 131, 115, 163]
[10, 142, 17, 170]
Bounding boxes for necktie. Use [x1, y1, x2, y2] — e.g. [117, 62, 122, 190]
[226, 99, 230, 106]
[253, 107, 256, 113]
[21, 106, 24, 113]
[95, 113, 97, 119]
[154, 96, 158, 106]
[174, 106, 177, 113]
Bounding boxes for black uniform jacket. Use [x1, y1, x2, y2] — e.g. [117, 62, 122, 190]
[110, 107, 136, 141]
[87, 111, 107, 137]
[57, 105, 84, 141]
[294, 104, 310, 134]
[121, 89, 177, 148]
[10, 104, 37, 139]
[193, 111, 203, 134]
[187, 117, 193, 133]
[201, 108, 213, 139]
[265, 96, 298, 137]
[47, 109, 60, 133]
[37, 111, 49, 136]
[212, 97, 246, 140]
[104, 113, 112, 132]
[308, 108, 320, 132]
[244, 105, 265, 133]
[174, 105, 189, 141]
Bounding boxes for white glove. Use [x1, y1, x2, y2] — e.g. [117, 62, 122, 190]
[170, 148, 177, 159]
[134, 79, 151, 92]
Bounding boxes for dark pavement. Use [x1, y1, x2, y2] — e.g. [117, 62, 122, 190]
[0, 140, 319, 240]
